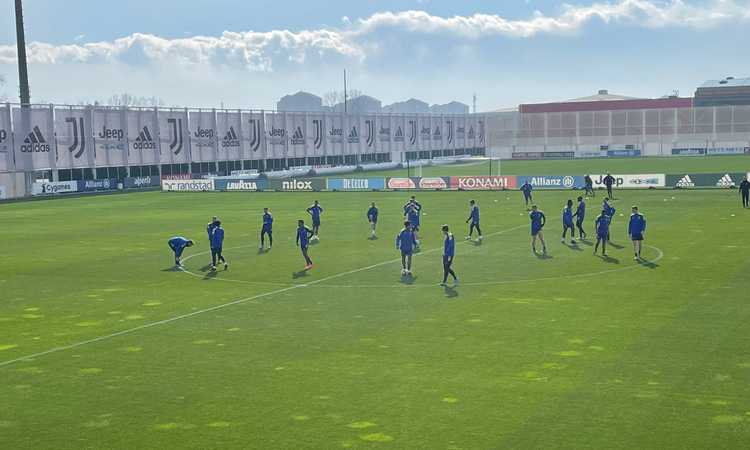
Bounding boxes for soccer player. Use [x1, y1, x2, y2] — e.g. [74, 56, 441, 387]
[628, 206, 647, 261]
[603, 173, 616, 199]
[367, 202, 379, 238]
[404, 196, 422, 214]
[465, 200, 483, 241]
[260, 207, 273, 250]
[441, 225, 459, 286]
[306, 200, 323, 240]
[210, 221, 228, 271]
[168, 236, 194, 267]
[740, 176, 750, 208]
[561, 199, 576, 244]
[603, 198, 616, 242]
[573, 196, 587, 240]
[296, 219, 314, 269]
[594, 210, 612, 256]
[529, 205, 547, 255]
[207, 216, 219, 239]
[584, 175, 595, 197]
[405, 202, 421, 247]
[520, 180, 533, 209]
[396, 221, 417, 276]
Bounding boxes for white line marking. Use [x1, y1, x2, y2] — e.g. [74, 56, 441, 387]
[0, 224, 524, 369]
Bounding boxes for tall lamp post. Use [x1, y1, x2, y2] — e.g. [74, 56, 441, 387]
[15, 0, 31, 105]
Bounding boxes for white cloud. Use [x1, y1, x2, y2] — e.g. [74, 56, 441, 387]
[0, 1, 748, 69]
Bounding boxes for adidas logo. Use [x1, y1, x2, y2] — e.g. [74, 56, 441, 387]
[468, 126, 476, 139]
[676, 175, 694, 188]
[716, 174, 735, 187]
[20, 126, 51, 153]
[347, 126, 359, 144]
[291, 126, 305, 145]
[433, 125, 441, 138]
[133, 126, 156, 150]
[221, 127, 240, 148]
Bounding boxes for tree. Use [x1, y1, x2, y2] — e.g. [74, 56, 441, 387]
[106, 93, 166, 107]
[323, 89, 364, 108]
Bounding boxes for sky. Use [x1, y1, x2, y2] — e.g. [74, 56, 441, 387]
[0, 0, 749, 111]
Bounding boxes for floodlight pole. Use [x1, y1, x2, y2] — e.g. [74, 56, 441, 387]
[15, 0, 31, 105]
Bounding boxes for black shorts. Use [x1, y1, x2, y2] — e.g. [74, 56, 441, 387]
[631, 233, 644, 241]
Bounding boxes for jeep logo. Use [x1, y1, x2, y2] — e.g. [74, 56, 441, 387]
[0, 129, 7, 143]
[269, 127, 286, 137]
[98, 126, 124, 141]
[328, 127, 343, 136]
[194, 128, 214, 138]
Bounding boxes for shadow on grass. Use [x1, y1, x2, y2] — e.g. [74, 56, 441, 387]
[368, 235, 379, 241]
[563, 242, 584, 252]
[400, 275, 417, 285]
[292, 270, 310, 279]
[443, 286, 458, 298]
[470, 239, 482, 246]
[161, 266, 183, 272]
[257, 247, 270, 255]
[608, 242, 625, 250]
[203, 270, 218, 280]
[597, 254, 620, 264]
[577, 238, 593, 246]
[199, 263, 213, 272]
[535, 253, 553, 260]
[639, 259, 660, 269]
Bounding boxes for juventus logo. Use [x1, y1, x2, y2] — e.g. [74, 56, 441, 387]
[313, 119, 323, 149]
[446, 120, 454, 145]
[167, 118, 183, 155]
[479, 120, 485, 144]
[65, 117, 86, 158]
[249, 119, 261, 152]
[408, 120, 417, 145]
[365, 119, 375, 147]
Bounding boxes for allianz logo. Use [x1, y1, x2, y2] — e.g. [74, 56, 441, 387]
[98, 126, 124, 141]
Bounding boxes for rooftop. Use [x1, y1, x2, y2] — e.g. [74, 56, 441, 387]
[565, 89, 640, 102]
[699, 77, 750, 89]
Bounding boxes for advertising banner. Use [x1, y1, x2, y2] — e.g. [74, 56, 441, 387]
[590, 174, 665, 188]
[326, 113, 345, 156]
[666, 173, 746, 188]
[93, 107, 128, 167]
[287, 113, 307, 158]
[419, 115, 431, 151]
[78, 178, 118, 192]
[161, 179, 215, 192]
[242, 111, 265, 160]
[189, 110, 217, 163]
[542, 151, 575, 159]
[606, 149, 641, 157]
[708, 147, 747, 156]
[12, 106, 56, 170]
[517, 175, 585, 189]
[671, 148, 706, 156]
[0, 104, 12, 171]
[431, 116, 443, 150]
[158, 109, 190, 165]
[392, 115, 406, 153]
[126, 109, 159, 165]
[450, 176, 518, 190]
[265, 112, 287, 159]
[362, 115, 377, 153]
[512, 152, 543, 160]
[377, 116, 392, 153]
[214, 178, 268, 191]
[216, 111, 243, 161]
[346, 115, 363, 157]
[386, 177, 449, 190]
[327, 178, 385, 191]
[268, 178, 325, 191]
[307, 113, 327, 157]
[456, 116, 467, 150]
[387, 177, 417, 189]
[0, 185, 5, 199]
[406, 116, 418, 150]
[54, 107, 95, 169]
[123, 176, 161, 189]
[32, 180, 79, 195]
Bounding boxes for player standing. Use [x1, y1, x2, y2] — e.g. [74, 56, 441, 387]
[396, 221, 417, 276]
[260, 207, 273, 250]
[441, 225, 459, 286]
[167, 236, 194, 267]
[740, 176, 750, 208]
[603, 198, 616, 242]
[584, 175, 595, 197]
[529, 205, 547, 255]
[520, 180, 533, 209]
[465, 200, 483, 241]
[594, 210, 611, 257]
[296, 219, 314, 269]
[210, 221, 228, 271]
[603, 173, 616, 199]
[306, 200, 323, 241]
[628, 206, 647, 261]
[207, 216, 219, 239]
[367, 202, 379, 238]
[573, 196, 587, 240]
[405, 201, 421, 248]
[561, 199, 576, 244]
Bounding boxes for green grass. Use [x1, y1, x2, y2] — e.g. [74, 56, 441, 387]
[1, 161, 750, 449]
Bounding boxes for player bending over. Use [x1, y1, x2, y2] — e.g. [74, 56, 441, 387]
[561, 199, 576, 244]
[574, 196, 587, 240]
[296, 219, 314, 270]
[521, 180, 533, 209]
[367, 202, 379, 238]
[306, 200, 323, 241]
[466, 200, 483, 241]
[441, 225, 459, 287]
[210, 221, 228, 271]
[584, 175, 595, 197]
[396, 221, 417, 276]
[628, 206, 647, 261]
[168, 236, 194, 267]
[529, 205, 547, 255]
[260, 207, 273, 250]
[594, 210, 612, 257]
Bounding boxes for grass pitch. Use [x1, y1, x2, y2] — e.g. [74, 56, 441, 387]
[1, 160, 750, 449]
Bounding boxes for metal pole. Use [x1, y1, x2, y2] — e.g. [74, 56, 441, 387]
[343, 70, 348, 114]
[15, 0, 31, 105]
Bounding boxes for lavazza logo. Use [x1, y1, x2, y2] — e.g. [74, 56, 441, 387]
[21, 126, 51, 153]
[676, 175, 695, 188]
[716, 174, 735, 187]
[226, 180, 259, 190]
[282, 179, 313, 191]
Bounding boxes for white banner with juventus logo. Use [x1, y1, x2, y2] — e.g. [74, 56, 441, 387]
[287, 113, 307, 158]
[444, 116, 456, 150]
[406, 115, 419, 151]
[241, 111, 265, 160]
[158, 109, 189, 165]
[326, 113, 345, 156]
[216, 111, 243, 162]
[376, 115, 392, 154]
[265, 113, 287, 159]
[307, 113, 326, 157]
[478, 116, 486, 148]
[0, 104, 13, 171]
[93, 107, 128, 167]
[54, 107, 95, 169]
[126, 109, 159, 165]
[188, 110, 217, 163]
[12, 107, 56, 170]
[456, 115, 467, 149]
[362, 115, 377, 153]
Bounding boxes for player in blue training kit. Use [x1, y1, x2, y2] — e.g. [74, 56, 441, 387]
[396, 221, 417, 276]
[207, 216, 219, 239]
[441, 225, 459, 286]
[529, 205, 547, 255]
[404, 201, 421, 247]
[628, 206, 647, 261]
[367, 202, 379, 238]
[521, 181, 533, 209]
[465, 200, 483, 241]
[209, 221, 228, 271]
[594, 211, 612, 256]
[168, 236, 194, 267]
[561, 199, 576, 244]
[296, 219, 315, 269]
[260, 207, 273, 250]
[573, 196, 587, 240]
[602, 198, 616, 242]
[306, 200, 323, 241]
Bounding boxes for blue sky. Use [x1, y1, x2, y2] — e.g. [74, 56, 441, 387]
[0, 0, 748, 110]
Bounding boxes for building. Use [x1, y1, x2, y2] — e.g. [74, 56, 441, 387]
[695, 77, 750, 107]
[332, 95, 382, 113]
[430, 101, 470, 114]
[277, 91, 325, 112]
[383, 98, 430, 114]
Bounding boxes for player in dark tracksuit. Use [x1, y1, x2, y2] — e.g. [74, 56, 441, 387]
[466, 200, 482, 241]
[296, 220, 315, 269]
[260, 208, 273, 250]
[573, 196, 587, 240]
[168, 236, 194, 267]
[740, 177, 750, 208]
[210, 221, 228, 271]
[603, 174, 616, 199]
[440, 225, 459, 286]
[584, 175, 595, 197]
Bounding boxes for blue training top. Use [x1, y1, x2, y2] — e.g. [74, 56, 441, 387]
[562, 206, 574, 225]
[297, 226, 312, 247]
[262, 212, 273, 229]
[469, 205, 480, 223]
[367, 206, 378, 221]
[169, 236, 190, 250]
[444, 233, 455, 257]
[396, 229, 417, 252]
[210, 227, 224, 249]
[530, 210, 545, 229]
[596, 214, 612, 234]
[628, 213, 647, 235]
[307, 205, 323, 220]
[575, 201, 586, 221]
